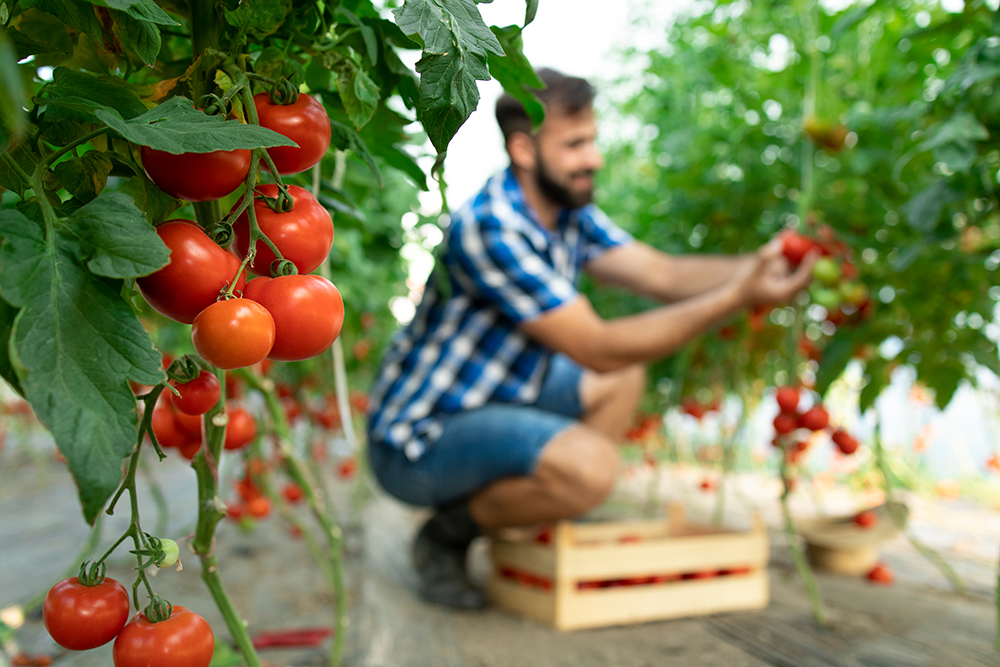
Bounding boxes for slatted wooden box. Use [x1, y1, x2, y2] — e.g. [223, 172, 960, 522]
[488, 505, 769, 630]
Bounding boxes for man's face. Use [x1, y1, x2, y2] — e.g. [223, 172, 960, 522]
[531, 106, 604, 210]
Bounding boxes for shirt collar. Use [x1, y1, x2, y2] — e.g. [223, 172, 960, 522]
[500, 166, 573, 237]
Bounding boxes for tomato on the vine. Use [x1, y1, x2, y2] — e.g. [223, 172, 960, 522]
[112, 606, 214, 667]
[224, 406, 258, 450]
[253, 93, 331, 175]
[231, 184, 333, 276]
[137, 221, 246, 325]
[150, 407, 186, 449]
[43, 576, 130, 651]
[799, 406, 829, 431]
[140, 146, 251, 202]
[171, 370, 221, 415]
[775, 386, 799, 414]
[243, 275, 343, 361]
[191, 299, 275, 369]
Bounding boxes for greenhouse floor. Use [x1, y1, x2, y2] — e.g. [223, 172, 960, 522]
[2, 450, 998, 667]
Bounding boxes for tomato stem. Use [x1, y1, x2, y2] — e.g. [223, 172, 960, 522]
[779, 451, 827, 626]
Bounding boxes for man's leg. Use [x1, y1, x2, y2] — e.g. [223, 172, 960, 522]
[469, 363, 646, 529]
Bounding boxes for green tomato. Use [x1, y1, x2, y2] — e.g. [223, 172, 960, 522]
[811, 287, 842, 311]
[156, 538, 180, 569]
[839, 281, 869, 306]
[812, 257, 841, 285]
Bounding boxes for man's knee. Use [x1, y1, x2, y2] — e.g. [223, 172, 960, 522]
[582, 363, 647, 410]
[535, 425, 618, 516]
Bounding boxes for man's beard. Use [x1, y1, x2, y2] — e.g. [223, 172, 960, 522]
[534, 156, 596, 210]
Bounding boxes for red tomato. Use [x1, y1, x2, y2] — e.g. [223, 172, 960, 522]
[171, 371, 221, 415]
[231, 184, 333, 276]
[773, 413, 798, 435]
[113, 606, 214, 667]
[150, 407, 185, 448]
[775, 386, 799, 414]
[831, 429, 859, 454]
[140, 146, 250, 202]
[247, 496, 272, 518]
[137, 221, 247, 324]
[254, 93, 331, 175]
[866, 562, 894, 585]
[781, 231, 818, 267]
[191, 299, 275, 369]
[44, 576, 130, 651]
[282, 483, 304, 504]
[799, 406, 830, 431]
[173, 410, 202, 439]
[177, 439, 202, 460]
[224, 406, 258, 450]
[681, 397, 707, 419]
[854, 510, 878, 529]
[243, 275, 343, 361]
[338, 457, 357, 480]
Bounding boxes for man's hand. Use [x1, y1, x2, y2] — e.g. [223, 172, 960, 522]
[730, 238, 818, 306]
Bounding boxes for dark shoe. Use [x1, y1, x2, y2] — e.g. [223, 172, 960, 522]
[412, 504, 487, 610]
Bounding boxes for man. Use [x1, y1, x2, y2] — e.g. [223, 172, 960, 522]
[367, 69, 816, 609]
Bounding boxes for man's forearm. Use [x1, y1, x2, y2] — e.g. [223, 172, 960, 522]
[646, 253, 754, 303]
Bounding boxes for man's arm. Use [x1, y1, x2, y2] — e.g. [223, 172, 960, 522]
[522, 241, 816, 373]
[585, 240, 754, 303]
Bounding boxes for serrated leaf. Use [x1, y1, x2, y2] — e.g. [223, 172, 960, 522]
[330, 119, 382, 187]
[88, 0, 178, 25]
[224, 0, 288, 39]
[900, 181, 958, 233]
[41, 68, 148, 121]
[0, 209, 165, 523]
[53, 152, 114, 203]
[66, 190, 170, 277]
[336, 58, 380, 129]
[394, 0, 503, 152]
[95, 96, 295, 152]
[113, 9, 160, 67]
[20, 0, 104, 48]
[488, 25, 545, 127]
[814, 329, 856, 396]
[922, 361, 964, 409]
[117, 173, 181, 224]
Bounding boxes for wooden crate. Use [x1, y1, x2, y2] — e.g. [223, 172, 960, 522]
[488, 505, 769, 630]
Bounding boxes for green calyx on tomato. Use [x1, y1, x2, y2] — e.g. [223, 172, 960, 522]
[113, 603, 215, 667]
[253, 92, 332, 175]
[170, 370, 222, 416]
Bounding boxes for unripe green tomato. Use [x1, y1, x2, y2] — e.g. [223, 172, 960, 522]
[811, 287, 842, 311]
[157, 539, 180, 569]
[812, 257, 841, 286]
[839, 281, 869, 306]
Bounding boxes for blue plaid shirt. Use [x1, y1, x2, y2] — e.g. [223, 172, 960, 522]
[367, 168, 633, 461]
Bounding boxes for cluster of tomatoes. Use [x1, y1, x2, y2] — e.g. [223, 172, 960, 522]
[772, 385, 860, 463]
[43, 572, 213, 667]
[136, 93, 345, 371]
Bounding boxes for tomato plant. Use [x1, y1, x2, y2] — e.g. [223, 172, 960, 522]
[137, 222, 247, 325]
[191, 299, 276, 370]
[43, 576, 130, 651]
[140, 147, 251, 202]
[231, 184, 334, 276]
[243, 275, 344, 361]
[113, 606, 214, 667]
[253, 93, 332, 176]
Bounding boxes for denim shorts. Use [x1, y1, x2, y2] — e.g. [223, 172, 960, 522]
[367, 354, 584, 508]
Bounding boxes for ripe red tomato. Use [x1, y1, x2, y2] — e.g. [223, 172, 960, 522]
[177, 439, 202, 460]
[775, 386, 799, 414]
[243, 275, 344, 361]
[866, 562, 894, 585]
[832, 429, 859, 455]
[44, 576, 130, 651]
[799, 406, 830, 431]
[680, 397, 707, 419]
[231, 184, 333, 276]
[173, 410, 202, 439]
[854, 510, 878, 529]
[137, 221, 247, 324]
[150, 407, 186, 448]
[224, 406, 258, 450]
[773, 413, 798, 435]
[338, 457, 357, 480]
[140, 146, 251, 202]
[191, 299, 275, 369]
[781, 231, 818, 267]
[113, 606, 214, 667]
[282, 482, 304, 504]
[171, 371, 221, 415]
[247, 496, 272, 518]
[254, 93, 331, 175]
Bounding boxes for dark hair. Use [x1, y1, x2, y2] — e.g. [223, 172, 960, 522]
[495, 68, 596, 144]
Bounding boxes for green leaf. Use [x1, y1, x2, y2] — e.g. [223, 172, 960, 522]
[330, 119, 383, 187]
[224, 0, 288, 39]
[334, 57, 380, 129]
[113, 9, 161, 67]
[972, 345, 1000, 378]
[918, 112, 989, 151]
[0, 209, 165, 524]
[859, 360, 887, 412]
[524, 0, 538, 26]
[65, 190, 170, 278]
[41, 68, 148, 121]
[900, 181, 958, 233]
[0, 141, 38, 197]
[20, 0, 103, 48]
[0, 297, 23, 396]
[922, 360, 964, 409]
[95, 97, 296, 152]
[0, 32, 28, 141]
[53, 151, 114, 203]
[488, 25, 545, 127]
[88, 0, 179, 25]
[891, 240, 925, 272]
[394, 0, 504, 152]
[117, 174, 181, 225]
[813, 329, 856, 396]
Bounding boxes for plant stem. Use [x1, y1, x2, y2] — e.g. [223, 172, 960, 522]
[190, 368, 263, 667]
[38, 128, 112, 170]
[780, 454, 826, 626]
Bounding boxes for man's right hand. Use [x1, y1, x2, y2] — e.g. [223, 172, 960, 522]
[731, 238, 818, 306]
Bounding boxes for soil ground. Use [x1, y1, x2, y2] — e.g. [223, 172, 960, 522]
[2, 445, 999, 667]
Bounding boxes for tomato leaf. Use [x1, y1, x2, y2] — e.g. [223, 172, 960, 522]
[972, 345, 1000, 378]
[67, 190, 171, 277]
[859, 360, 887, 413]
[330, 120, 382, 187]
[524, 0, 538, 26]
[393, 0, 503, 153]
[224, 0, 289, 39]
[118, 173, 181, 224]
[113, 9, 161, 67]
[87, 0, 179, 25]
[18, 0, 105, 50]
[488, 25, 544, 128]
[814, 329, 857, 396]
[53, 151, 114, 203]
[0, 208, 165, 524]
[0, 32, 28, 142]
[900, 181, 959, 233]
[40, 68, 148, 121]
[94, 96, 296, 152]
[0, 297, 24, 397]
[921, 359, 964, 409]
